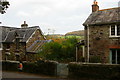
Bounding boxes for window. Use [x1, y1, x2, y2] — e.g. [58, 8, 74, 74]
[111, 25, 115, 36]
[6, 44, 10, 49]
[0, 43, 2, 50]
[110, 49, 120, 64]
[16, 38, 20, 49]
[117, 25, 120, 36]
[110, 25, 120, 37]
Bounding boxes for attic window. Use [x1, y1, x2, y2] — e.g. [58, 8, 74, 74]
[110, 25, 120, 37]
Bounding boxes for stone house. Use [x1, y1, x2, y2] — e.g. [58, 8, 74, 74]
[83, 1, 120, 64]
[1, 21, 47, 61]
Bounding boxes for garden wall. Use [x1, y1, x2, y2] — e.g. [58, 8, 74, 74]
[68, 62, 120, 80]
[2, 60, 58, 76]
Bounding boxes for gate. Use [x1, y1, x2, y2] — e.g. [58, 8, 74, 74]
[57, 63, 68, 78]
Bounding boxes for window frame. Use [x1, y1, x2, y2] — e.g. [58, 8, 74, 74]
[110, 25, 120, 37]
[110, 49, 120, 64]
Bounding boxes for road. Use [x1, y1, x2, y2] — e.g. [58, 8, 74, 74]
[2, 71, 67, 80]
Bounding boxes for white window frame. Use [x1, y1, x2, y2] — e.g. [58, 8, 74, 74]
[109, 25, 120, 37]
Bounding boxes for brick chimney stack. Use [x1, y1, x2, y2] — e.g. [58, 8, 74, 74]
[21, 21, 28, 28]
[92, 0, 99, 12]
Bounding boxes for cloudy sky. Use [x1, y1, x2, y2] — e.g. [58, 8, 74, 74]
[0, 0, 120, 34]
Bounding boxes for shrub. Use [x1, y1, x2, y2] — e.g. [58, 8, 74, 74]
[38, 37, 78, 62]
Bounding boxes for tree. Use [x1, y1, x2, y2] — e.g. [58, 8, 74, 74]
[37, 37, 78, 62]
[0, 0, 10, 14]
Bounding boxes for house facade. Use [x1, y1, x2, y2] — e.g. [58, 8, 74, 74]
[1, 21, 46, 61]
[83, 1, 120, 64]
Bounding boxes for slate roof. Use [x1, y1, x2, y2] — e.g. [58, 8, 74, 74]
[0, 26, 43, 43]
[0, 26, 16, 42]
[83, 7, 120, 26]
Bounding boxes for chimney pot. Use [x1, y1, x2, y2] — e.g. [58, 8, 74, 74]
[92, 0, 99, 12]
[24, 21, 26, 24]
[21, 21, 28, 28]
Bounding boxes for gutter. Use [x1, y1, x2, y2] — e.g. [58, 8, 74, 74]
[83, 21, 120, 26]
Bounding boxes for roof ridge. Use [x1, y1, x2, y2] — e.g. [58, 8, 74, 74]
[99, 7, 120, 11]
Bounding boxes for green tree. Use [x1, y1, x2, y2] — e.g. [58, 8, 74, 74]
[38, 42, 62, 60]
[61, 37, 77, 60]
[38, 37, 78, 62]
[0, 0, 10, 14]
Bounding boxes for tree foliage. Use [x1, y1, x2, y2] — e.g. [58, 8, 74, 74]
[37, 37, 78, 62]
[0, 0, 10, 14]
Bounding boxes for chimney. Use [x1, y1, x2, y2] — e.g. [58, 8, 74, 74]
[21, 21, 28, 28]
[92, 0, 99, 12]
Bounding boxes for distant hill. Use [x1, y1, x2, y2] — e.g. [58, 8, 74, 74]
[65, 30, 84, 36]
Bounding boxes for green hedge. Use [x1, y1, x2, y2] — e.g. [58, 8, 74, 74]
[23, 60, 58, 75]
[2, 61, 19, 71]
[68, 63, 120, 79]
[2, 60, 58, 76]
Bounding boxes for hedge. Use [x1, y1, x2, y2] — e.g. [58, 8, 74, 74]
[23, 60, 58, 76]
[2, 60, 58, 76]
[2, 61, 19, 71]
[68, 62, 120, 80]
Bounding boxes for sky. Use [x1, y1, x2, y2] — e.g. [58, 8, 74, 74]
[0, 0, 120, 34]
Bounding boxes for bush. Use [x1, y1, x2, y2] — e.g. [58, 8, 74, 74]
[38, 37, 78, 62]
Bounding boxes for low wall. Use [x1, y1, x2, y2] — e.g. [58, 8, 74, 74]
[2, 60, 58, 76]
[23, 60, 58, 76]
[2, 61, 19, 71]
[68, 62, 120, 79]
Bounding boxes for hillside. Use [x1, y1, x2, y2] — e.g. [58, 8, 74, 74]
[65, 30, 84, 36]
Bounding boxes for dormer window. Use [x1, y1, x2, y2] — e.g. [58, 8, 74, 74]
[110, 25, 120, 37]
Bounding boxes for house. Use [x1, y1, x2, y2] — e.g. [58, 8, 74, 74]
[83, 1, 120, 64]
[1, 21, 47, 61]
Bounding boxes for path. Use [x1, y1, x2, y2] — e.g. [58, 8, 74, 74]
[2, 71, 67, 80]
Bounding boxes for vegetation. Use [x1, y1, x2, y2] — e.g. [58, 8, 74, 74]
[0, 0, 10, 14]
[37, 37, 78, 62]
[65, 30, 84, 36]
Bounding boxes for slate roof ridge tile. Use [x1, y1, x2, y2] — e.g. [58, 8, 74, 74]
[99, 7, 120, 11]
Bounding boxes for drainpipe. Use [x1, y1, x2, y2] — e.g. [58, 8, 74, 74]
[87, 25, 90, 63]
[76, 46, 78, 62]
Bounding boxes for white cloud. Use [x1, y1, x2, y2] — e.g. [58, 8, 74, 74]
[1, 0, 120, 34]
[17, 11, 30, 17]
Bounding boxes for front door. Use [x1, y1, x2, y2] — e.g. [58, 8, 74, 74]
[110, 49, 120, 64]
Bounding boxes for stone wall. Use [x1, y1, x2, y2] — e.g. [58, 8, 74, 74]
[85, 24, 120, 63]
[2, 42, 26, 61]
[68, 62, 120, 79]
